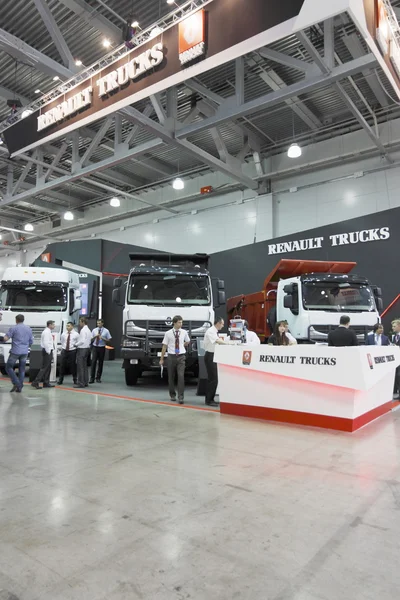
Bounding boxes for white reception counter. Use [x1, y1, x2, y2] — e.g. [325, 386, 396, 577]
[214, 344, 400, 432]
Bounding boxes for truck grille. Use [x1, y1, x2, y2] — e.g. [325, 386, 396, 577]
[127, 320, 207, 335]
[29, 325, 61, 339]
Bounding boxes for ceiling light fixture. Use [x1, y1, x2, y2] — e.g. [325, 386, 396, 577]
[150, 26, 162, 38]
[167, 0, 175, 4]
[21, 109, 33, 119]
[103, 38, 111, 48]
[172, 177, 184, 190]
[64, 211, 74, 221]
[287, 143, 302, 159]
[131, 20, 139, 27]
[24, 223, 34, 232]
[75, 59, 82, 66]
[34, 89, 41, 94]
[53, 76, 60, 81]
[110, 197, 121, 207]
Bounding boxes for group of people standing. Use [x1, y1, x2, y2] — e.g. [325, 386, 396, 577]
[0, 313, 111, 392]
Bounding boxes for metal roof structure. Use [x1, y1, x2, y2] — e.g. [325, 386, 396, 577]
[1, 0, 400, 245]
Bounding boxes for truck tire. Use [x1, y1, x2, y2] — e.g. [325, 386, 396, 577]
[125, 366, 140, 386]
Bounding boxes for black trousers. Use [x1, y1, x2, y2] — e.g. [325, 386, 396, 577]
[167, 354, 186, 400]
[91, 346, 106, 381]
[34, 349, 53, 385]
[204, 351, 218, 404]
[59, 349, 77, 382]
[76, 348, 90, 386]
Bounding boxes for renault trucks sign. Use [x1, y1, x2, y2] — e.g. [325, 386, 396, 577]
[3, 0, 306, 157]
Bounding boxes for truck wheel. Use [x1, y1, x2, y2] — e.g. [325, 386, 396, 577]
[125, 366, 140, 386]
[0, 367, 6, 376]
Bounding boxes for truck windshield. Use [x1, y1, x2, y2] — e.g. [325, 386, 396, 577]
[303, 282, 376, 312]
[127, 274, 210, 306]
[0, 283, 67, 311]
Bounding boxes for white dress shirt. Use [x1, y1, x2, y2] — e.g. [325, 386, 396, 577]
[203, 326, 220, 353]
[245, 330, 260, 345]
[61, 329, 79, 350]
[76, 325, 92, 348]
[41, 327, 55, 354]
[162, 328, 190, 355]
[375, 334, 382, 346]
[285, 332, 297, 345]
[91, 326, 111, 348]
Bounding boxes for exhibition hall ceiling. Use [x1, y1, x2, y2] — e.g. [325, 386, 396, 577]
[0, 0, 400, 242]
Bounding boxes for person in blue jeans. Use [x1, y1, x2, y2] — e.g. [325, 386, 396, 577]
[1, 313, 33, 393]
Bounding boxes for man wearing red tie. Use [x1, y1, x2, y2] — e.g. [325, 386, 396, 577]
[160, 315, 190, 404]
[90, 319, 111, 384]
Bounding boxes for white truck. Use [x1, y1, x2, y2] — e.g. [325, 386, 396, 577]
[0, 266, 81, 374]
[113, 253, 225, 386]
[227, 259, 383, 344]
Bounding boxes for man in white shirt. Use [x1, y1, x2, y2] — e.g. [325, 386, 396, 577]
[203, 316, 226, 407]
[31, 320, 55, 389]
[160, 315, 190, 404]
[244, 321, 260, 345]
[90, 319, 112, 384]
[74, 316, 92, 388]
[58, 322, 79, 385]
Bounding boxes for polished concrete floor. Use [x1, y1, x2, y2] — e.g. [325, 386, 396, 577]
[1, 366, 400, 599]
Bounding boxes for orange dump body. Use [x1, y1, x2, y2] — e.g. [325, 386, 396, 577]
[226, 259, 357, 340]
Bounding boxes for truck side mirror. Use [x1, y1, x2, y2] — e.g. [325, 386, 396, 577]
[112, 289, 122, 306]
[114, 277, 122, 289]
[218, 290, 226, 306]
[373, 286, 382, 297]
[284, 283, 294, 294]
[217, 279, 225, 290]
[376, 298, 383, 313]
[283, 295, 294, 309]
[74, 289, 82, 312]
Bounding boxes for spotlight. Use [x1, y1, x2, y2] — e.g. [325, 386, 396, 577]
[150, 26, 162, 38]
[75, 59, 82, 66]
[131, 20, 139, 27]
[24, 223, 34, 232]
[64, 211, 74, 221]
[53, 76, 60, 81]
[287, 143, 302, 158]
[172, 177, 184, 190]
[110, 197, 121, 207]
[34, 89, 41, 94]
[103, 38, 111, 48]
[21, 109, 33, 119]
[167, 0, 175, 4]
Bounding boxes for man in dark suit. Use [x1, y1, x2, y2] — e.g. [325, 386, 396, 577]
[391, 319, 400, 398]
[366, 323, 390, 346]
[328, 315, 358, 347]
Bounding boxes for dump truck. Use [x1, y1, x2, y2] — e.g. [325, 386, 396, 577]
[227, 259, 382, 343]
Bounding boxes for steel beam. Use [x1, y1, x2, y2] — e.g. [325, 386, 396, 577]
[258, 47, 315, 72]
[57, 0, 121, 43]
[297, 30, 392, 162]
[44, 142, 68, 182]
[122, 106, 258, 190]
[0, 28, 73, 79]
[81, 117, 113, 167]
[150, 94, 167, 125]
[32, 0, 76, 69]
[0, 139, 165, 207]
[176, 55, 378, 138]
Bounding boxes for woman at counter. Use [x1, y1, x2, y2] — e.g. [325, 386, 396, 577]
[268, 321, 297, 346]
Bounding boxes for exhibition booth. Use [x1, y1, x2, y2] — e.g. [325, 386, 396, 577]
[215, 344, 400, 432]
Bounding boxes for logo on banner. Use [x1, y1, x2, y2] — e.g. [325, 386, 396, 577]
[242, 350, 252, 366]
[179, 10, 206, 65]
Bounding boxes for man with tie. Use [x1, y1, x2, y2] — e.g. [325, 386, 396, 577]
[90, 319, 112, 384]
[31, 320, 56, 389]
[366, 323, 390, 346]
[159, 315, 190, 404]
[58, 322, 79, 385]
[391, 319, 400, 398]
[203, 317, 227, 407]
[74, 316, 92, 388]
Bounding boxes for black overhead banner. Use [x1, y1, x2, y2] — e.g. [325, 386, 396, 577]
[4, 0, 305, 156]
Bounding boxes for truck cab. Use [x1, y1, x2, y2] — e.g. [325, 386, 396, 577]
[113, 253, 225, 386]
[0, 266, 81, 373]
